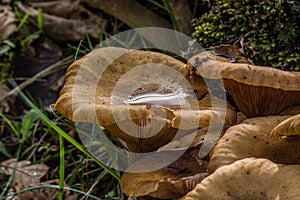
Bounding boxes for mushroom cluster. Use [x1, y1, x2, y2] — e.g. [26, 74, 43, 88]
[55, 46, 300, 199]
[182, 52, 300, 199]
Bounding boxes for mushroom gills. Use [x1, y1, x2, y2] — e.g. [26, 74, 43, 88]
[123, 89, 191, 107]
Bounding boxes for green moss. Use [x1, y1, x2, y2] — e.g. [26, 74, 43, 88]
[192, 0, 300, 71]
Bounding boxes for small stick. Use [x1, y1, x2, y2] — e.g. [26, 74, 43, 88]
[0, 56, 73, 102]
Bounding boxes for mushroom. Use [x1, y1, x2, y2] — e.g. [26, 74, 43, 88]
[121, 147, 209, 199]
[182, 158, 300, 200]
[56, 47, 237, 153]
[171, 95, 236, 130]
[279, 105, 300, 115]
[187, 51, 300, 117]
[158, 124, 229, 152]
[208, 115, 300, 173]
[270, 114, 300, 139]
[236, 112, 247, 124]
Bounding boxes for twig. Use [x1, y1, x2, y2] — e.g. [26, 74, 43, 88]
[0, 56, 73, 102]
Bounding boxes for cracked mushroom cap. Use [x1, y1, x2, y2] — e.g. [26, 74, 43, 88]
[56, 47, 221, 153]
[270, 114, 300, 139]
[208, 115, 300, 173]
[182, 158, 300, 200]
[121, 147, 209, 199]
[187, 52, 300, 117]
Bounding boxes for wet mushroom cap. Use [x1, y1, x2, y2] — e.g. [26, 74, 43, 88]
[208, 115, 300, 173]
[270, 114, 300, 139]
[121, 147, 209, 199]
[187, 52, 300, 117]
[56, 47, 200, 124]
[55, 47, 212, 152]
[171, 95, 236, 129]
[182, 158, 300, 200]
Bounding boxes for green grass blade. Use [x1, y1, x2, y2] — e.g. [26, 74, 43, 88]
[20, 109, 39, 143]
[146, 0, 169, 11]
[0, 141, 12, 158]
[37, 8, 44, 32]
[0, 172, 14, 199]
[85, 33, 94, 51]
[193, 0, 199, 17]
[1, 184, 103, 200]
[58, 134, 65, 200]
[0, 145, 22, 200]
[0, 56, 72, 103]
[74, 40, 83, 60]
[16, 8, 31, 32]
[0, 112, 19, 138]
[12, 83, 121, 181]
[99, 30, 131, 48]
[163, 0, 179, 31]
[0, 41, 15, 55]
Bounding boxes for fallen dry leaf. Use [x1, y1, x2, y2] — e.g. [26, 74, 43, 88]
[0, 84, 15, 113]
[16, 2, 102, 42]
[0, 159, 49, 191]
[0, 5, 17, 41]
[1, 159, 78, 200]
[9, 179, 78, 200]
[38, 179, 78, 200]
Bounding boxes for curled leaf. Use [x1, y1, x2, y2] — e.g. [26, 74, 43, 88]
[0, 6, 17, 41]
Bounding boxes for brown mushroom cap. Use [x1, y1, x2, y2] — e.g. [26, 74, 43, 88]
[56, 47, 201, 124]
[121, 147, 209, 199]
[280, 105, 300, 115]
[208, 115, 300, 173]
[187, 52, 300, 117]
[236, 112, 247, 124]
[171, 95, 236, 130]
[270, 114, 300, 139]
[55, 47, 235, 152]
[182, 158, 300, 200]
[158, 124, 229, 153]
